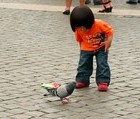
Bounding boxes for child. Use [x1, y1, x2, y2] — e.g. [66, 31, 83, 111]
[70, 6, 113, 91]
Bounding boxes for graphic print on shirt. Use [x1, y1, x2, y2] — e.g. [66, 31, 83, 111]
[86, 33, 106, 48]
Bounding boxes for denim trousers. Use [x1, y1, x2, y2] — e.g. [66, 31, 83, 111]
[76, 49, 111, 86]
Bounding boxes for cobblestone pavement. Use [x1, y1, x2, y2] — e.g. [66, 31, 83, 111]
[0, 0, 140, 119]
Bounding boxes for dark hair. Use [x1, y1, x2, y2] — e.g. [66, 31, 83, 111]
[70, 6, 95, 32]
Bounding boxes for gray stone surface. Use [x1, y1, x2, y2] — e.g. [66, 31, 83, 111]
[0, 0, 140, 119]
[0, 0, 140, 10]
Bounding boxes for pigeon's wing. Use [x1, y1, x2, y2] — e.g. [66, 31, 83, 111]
[56, 85, 68, 98]
[56, 82, 76, 98]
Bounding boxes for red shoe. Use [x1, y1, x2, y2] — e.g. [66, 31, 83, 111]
[98, 83, 108, 91]
[76, 82, 89, 88]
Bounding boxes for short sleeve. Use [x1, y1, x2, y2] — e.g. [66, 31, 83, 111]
[75, 30, 83, 42]
[100, 20, 113, 37]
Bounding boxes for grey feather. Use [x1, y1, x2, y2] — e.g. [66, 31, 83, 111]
[56, 82, 76, 98]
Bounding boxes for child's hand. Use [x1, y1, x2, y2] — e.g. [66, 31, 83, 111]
[104, 36, 113, 53]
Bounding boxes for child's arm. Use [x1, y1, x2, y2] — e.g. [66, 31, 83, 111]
[100, 20, 113, 53]
[104, 35, 113, 53]
[75, 31, 83, 43]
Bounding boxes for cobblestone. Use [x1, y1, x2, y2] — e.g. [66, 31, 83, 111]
[0, 0, 140, 119]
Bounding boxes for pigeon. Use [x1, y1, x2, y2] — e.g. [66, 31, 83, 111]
[56, 82, 76, 100]
[42, 82, 76, 103]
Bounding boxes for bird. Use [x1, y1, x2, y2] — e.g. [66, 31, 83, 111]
[42, 82, 76, 103]
[56, 82, 76, 100]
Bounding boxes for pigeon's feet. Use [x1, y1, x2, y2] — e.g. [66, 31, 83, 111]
[62, 97, 70, 104]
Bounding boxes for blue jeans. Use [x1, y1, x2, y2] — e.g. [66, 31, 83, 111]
[76, 49, 111, 86]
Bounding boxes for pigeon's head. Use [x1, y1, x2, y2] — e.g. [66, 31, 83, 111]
[66, 82, 76, 94]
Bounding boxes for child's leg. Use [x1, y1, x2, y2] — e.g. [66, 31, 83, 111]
[95, 50, 111, 86]
[76, 51, 93, 85]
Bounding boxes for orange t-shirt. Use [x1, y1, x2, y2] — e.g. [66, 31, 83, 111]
[75, 19, 113, 51]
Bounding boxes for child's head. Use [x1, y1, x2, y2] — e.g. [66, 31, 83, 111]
[70, 6, 95, 32]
